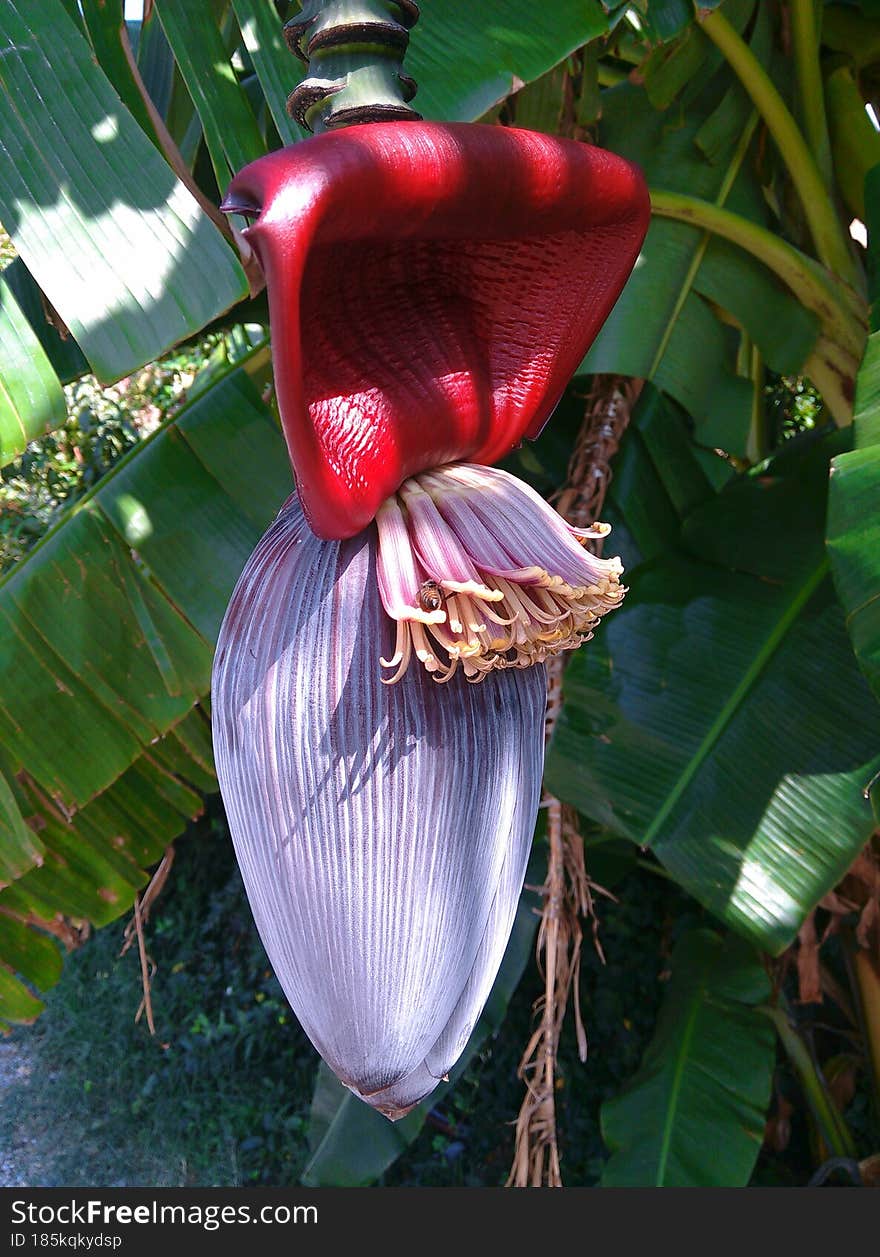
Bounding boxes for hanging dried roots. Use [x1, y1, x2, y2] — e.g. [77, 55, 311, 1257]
[119, 847, 175, 1035]
[507, 374, 641, 1188]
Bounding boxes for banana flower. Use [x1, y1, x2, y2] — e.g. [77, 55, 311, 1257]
[213, 122, 648, 1116]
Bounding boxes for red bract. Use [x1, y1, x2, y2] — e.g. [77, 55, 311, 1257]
[223, 122, 650, 540]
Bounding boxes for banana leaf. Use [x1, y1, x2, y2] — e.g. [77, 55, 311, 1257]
[0, 0, 247, 387]
[153, 0, 267, 191]
[231, 0, 306, 146]
[828, 435, 880, 702]
[1, 258, 89, 386]
[600, 928, 775, 1186]
[827, 167, 880, 703]
[0, 273, 66, 466]
[0, 709, 214, 1029]
[585, 6, 824, 456]
[546, 430, 880, 954]
[79, 0, 164, 148]
[407, 0, 609, 123]
[0, 353, 288, 1026]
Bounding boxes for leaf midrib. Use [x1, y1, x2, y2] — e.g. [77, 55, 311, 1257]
[643, 556, 829, 848]
[648, 112, 759, 380]
[655, 974, 705, 1186]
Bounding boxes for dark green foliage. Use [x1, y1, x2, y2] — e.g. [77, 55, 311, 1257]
[600, 930, 775, 1186]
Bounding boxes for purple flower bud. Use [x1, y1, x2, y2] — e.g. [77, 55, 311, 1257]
[212, 493, 547, 1118]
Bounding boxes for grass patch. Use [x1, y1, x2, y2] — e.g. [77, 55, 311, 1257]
[1, 807, 319, 1187]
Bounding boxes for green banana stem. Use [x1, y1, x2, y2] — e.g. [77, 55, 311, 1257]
[650, 190, 866, 357]
[596, 61, 628, 88]
[651, 188, 867, 425]
[848, 935, 880, 1127]
[285, 0, 421, 134]
[742, 338, 767, 464]
[761, 1000, 859, 1160]
[695, 3, 859, 287]
[790, 0, 834, 187]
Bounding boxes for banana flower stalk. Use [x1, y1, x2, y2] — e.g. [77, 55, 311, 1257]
[213, 122, 649, 1117]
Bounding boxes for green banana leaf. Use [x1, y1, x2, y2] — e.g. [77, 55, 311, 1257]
[825, 65, 880, 221]
[0, 0, 248, 388]
[637, 0, 761, 113]
[0, 361, 286, 810]
[0, 351, 289, 1026]
[546, 430, 880, 954]
[603, 386, 732, 564]
[631, 0, 726, 47]
[153, 0, 267, 191]
[300, 868, 542, 1187]
[502, 380, 731, 574]
[1, 258, 89, 386]
[232, 0, 306, 146]
[585, 9, 822, 457]
[134, 7, 176, 120]
[79, 0, 164, 149]
[828, 440, 880, 702]
[0, 273, 66, 465]
[407, 0, 609, 123]
[0, 765, 44, 884]
[827, 166, 880, 703]
[0, 708, 214, 1030]
[600, 928, 775, 1186]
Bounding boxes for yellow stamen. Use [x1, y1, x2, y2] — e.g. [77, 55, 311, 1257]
[376, 465, 627, 683]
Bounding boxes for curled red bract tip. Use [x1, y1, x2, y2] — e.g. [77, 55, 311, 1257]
[225, 122, 650, 540]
